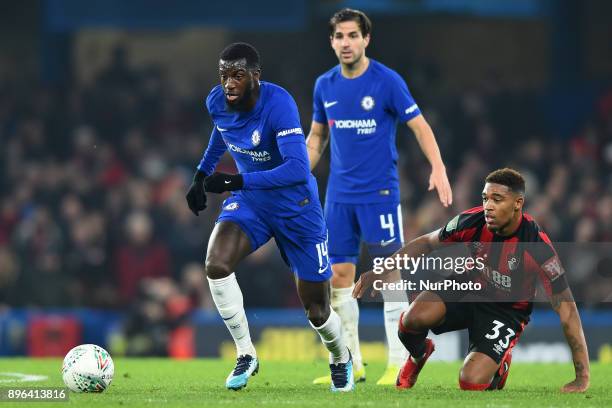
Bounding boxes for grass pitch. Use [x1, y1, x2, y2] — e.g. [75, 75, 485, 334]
[1, 358, 609, 407]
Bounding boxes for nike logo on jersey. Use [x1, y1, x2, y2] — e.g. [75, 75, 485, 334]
[224, 180, 231, 184]
[216, 125, 228, 132]
[324, 101, 338, 108]
[380, 238, 397, 247]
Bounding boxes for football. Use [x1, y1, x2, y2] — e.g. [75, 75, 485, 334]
[62, 344, 114, 393]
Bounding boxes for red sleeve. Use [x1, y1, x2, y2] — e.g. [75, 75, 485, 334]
[438, 206, 483, 242]
[525, 230, 568, 297]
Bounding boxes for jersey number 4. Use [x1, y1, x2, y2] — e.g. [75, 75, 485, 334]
[380, 213, 395, 238]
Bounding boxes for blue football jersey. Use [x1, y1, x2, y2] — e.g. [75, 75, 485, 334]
[313, 59, 421, 204]
[202, 81, 320, 217]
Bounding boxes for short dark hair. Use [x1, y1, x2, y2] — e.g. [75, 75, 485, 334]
[219, 42, 261, 70]
[329, 8, 372, 38]
[485, 168, 526, 195]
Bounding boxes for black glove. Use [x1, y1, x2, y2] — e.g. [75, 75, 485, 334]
[204, 172, 244, 193]
[185, 170, 207, 216]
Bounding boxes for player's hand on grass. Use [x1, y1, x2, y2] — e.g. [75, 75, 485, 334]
[428, 165, 452, 207]
[204, 172, 244, 193]
[186, 170, 207, 216]
[561, 376, 589, 393]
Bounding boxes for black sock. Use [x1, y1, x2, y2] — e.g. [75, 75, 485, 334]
[397, 329, 428, 359]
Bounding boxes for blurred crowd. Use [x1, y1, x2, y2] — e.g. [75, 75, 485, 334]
[0, 45, 610, 315]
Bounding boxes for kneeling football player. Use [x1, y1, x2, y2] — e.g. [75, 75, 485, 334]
[354, 168, 589, 393]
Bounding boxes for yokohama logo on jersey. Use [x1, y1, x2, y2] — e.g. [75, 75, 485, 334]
[227, 143, 271, 162]
[328, 118, 377, 135]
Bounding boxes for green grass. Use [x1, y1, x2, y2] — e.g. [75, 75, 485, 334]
[0, 358, 609, 407]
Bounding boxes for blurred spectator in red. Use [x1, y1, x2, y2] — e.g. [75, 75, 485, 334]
[0, 245, 19, 308]
[65, 210, 118, 308]
[180, 262, 214, 310]
[114, 211, 171, 304]
[123, 277, 192, 356]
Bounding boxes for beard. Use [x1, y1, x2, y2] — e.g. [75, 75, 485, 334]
[225, 81, 254, 112]
[341, 50, 363, 69]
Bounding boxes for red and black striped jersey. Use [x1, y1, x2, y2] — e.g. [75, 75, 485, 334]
[438, 206, 568, 314]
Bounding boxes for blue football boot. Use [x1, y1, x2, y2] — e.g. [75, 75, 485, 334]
[225, 354, 259, 390]
[330, 349, 355, 392]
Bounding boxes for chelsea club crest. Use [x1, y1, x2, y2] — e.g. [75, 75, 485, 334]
[361, 96, 375, 111]
[251, 129, 261, 147]
[224, 202, 239, 211]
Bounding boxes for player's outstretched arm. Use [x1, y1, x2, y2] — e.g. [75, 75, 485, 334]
[353, 229, 442, 299]
[305, 120, 329, 171]
[407, 115, 452, 207]
[550, 288, 590, 393]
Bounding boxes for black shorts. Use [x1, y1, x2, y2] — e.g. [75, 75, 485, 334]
[431, 302, 529, 364]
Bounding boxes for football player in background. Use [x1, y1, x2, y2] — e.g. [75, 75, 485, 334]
[307, 8, 452, 385]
